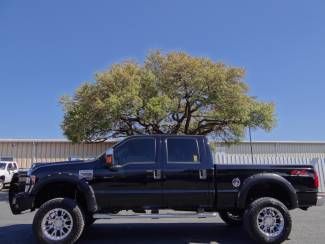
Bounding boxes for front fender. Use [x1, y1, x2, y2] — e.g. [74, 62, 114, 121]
[32, 173, 98, 213]
[237, 173, 298, 209]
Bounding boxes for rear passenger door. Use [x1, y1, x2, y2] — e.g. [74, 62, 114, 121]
[162, 137, 214, 210]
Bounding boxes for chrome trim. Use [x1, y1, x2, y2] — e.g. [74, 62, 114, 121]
[93, 212, 218, 219]
[41, 208, 73, 241]
[256, 207, 284, 238]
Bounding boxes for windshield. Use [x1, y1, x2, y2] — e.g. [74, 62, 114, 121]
[0, 163, 6, 170]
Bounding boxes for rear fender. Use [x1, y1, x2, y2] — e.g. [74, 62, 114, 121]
[237, 173, 298, 209]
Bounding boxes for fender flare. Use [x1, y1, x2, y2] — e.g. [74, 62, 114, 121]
[32, 173, 98, 213]
[237, 173, 298, 210]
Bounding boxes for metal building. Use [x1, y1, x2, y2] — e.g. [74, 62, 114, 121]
[1, 138, 325, 191]
[0, 139, 114, 169]
[1, 138, 324, 168]
[212, 141, 325, 164]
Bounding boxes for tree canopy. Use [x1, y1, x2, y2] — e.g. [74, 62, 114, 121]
[61, 51, 276, 143]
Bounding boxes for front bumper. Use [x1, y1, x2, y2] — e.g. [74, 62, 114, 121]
[316, 193, 325, 206]
[9, 173, 34, 214]
[9, 192, 34, 214]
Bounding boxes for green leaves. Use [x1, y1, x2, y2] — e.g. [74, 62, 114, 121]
[61, 51, 276, 143]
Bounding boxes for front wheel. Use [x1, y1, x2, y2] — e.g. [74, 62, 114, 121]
[33, 198, 85, 244]
[219, 210, 243, 226]
[244, 197, 292, 244]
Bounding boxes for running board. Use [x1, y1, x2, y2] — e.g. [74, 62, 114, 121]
[93, 212, 218, 219]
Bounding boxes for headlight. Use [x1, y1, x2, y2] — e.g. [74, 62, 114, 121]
[25, 177, 30, 184]
[25, 175, 37, 192]
[30, 175, 37, 185]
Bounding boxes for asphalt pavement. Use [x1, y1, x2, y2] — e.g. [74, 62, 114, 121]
[0, 191, 324, 244]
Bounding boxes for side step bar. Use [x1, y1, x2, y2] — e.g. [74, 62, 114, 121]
[93, 212, 218, 219]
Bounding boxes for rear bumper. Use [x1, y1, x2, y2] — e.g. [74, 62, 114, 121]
[316, 193, 325, 206]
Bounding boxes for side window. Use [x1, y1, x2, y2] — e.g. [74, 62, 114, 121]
[7, 163, 13, 171]
[167, 138, 200, 163]
[115, 138, 156, 165]
[13, 163, 18, 170]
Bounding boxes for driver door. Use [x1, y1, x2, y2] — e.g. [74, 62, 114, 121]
[93, 137, 163, 210]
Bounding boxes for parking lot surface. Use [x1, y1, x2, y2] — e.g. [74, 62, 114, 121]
[0, 191, 324, 243]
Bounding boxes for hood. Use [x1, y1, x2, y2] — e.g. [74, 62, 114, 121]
[31, 160, 84, 169]
[29, 159, 96, 176]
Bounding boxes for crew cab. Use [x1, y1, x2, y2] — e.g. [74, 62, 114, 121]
[9, 135, 323, 243]
[0, 161, 19, 191]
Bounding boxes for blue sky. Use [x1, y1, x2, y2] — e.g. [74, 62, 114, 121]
[0, 0, 324, 141]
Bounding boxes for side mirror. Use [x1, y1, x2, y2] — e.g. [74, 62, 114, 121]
[105, 147, 121, 171]
[105, 147, 114, 168]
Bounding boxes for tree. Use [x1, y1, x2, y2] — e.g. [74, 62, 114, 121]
[61, 51, 276, 143]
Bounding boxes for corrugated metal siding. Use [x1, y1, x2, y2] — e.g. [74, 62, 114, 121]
[211, 142, 325, 192]
[0, 141, 113, 169]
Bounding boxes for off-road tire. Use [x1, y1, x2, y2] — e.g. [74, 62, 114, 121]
[219, 210, 243, 226]
[244, 197, 292, 244]
[33, 198, 85, 244]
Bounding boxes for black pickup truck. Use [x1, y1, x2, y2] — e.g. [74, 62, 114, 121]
[9, 135, 323, 243]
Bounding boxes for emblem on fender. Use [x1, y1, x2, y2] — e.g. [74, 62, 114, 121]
[232, 178, 241, 188]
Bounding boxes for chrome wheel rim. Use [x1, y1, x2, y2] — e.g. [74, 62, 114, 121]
[41, 208, 73, 241]
[257, 207, 284, 238]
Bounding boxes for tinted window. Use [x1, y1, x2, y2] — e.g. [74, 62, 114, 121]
[0, 163, 5, 170]
[7, 163, 13, 171]
[13, 163, 18, 170]
[115, 138, 155, 165]
[167, 138, 200, 163]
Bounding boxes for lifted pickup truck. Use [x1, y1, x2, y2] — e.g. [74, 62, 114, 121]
[9, 135, 323, 243]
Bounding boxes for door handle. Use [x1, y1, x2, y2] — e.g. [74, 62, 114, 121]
[153, 169, 162, 180]
[199, 169, 207, 180]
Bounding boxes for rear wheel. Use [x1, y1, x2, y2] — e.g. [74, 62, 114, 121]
[219, 210, 243, 226]
[244, 197, 292, 243]
[33, 198, 85, 244]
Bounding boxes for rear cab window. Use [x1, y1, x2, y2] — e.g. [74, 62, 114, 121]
[166, 138, 200, 164]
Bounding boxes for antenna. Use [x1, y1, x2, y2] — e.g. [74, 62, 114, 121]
[249, 127, 254, 164]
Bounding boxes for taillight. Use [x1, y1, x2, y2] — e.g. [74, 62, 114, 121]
[314, 172, 319, 189]
[290, 169, 309, 176]
[290, 169, 319, 189]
